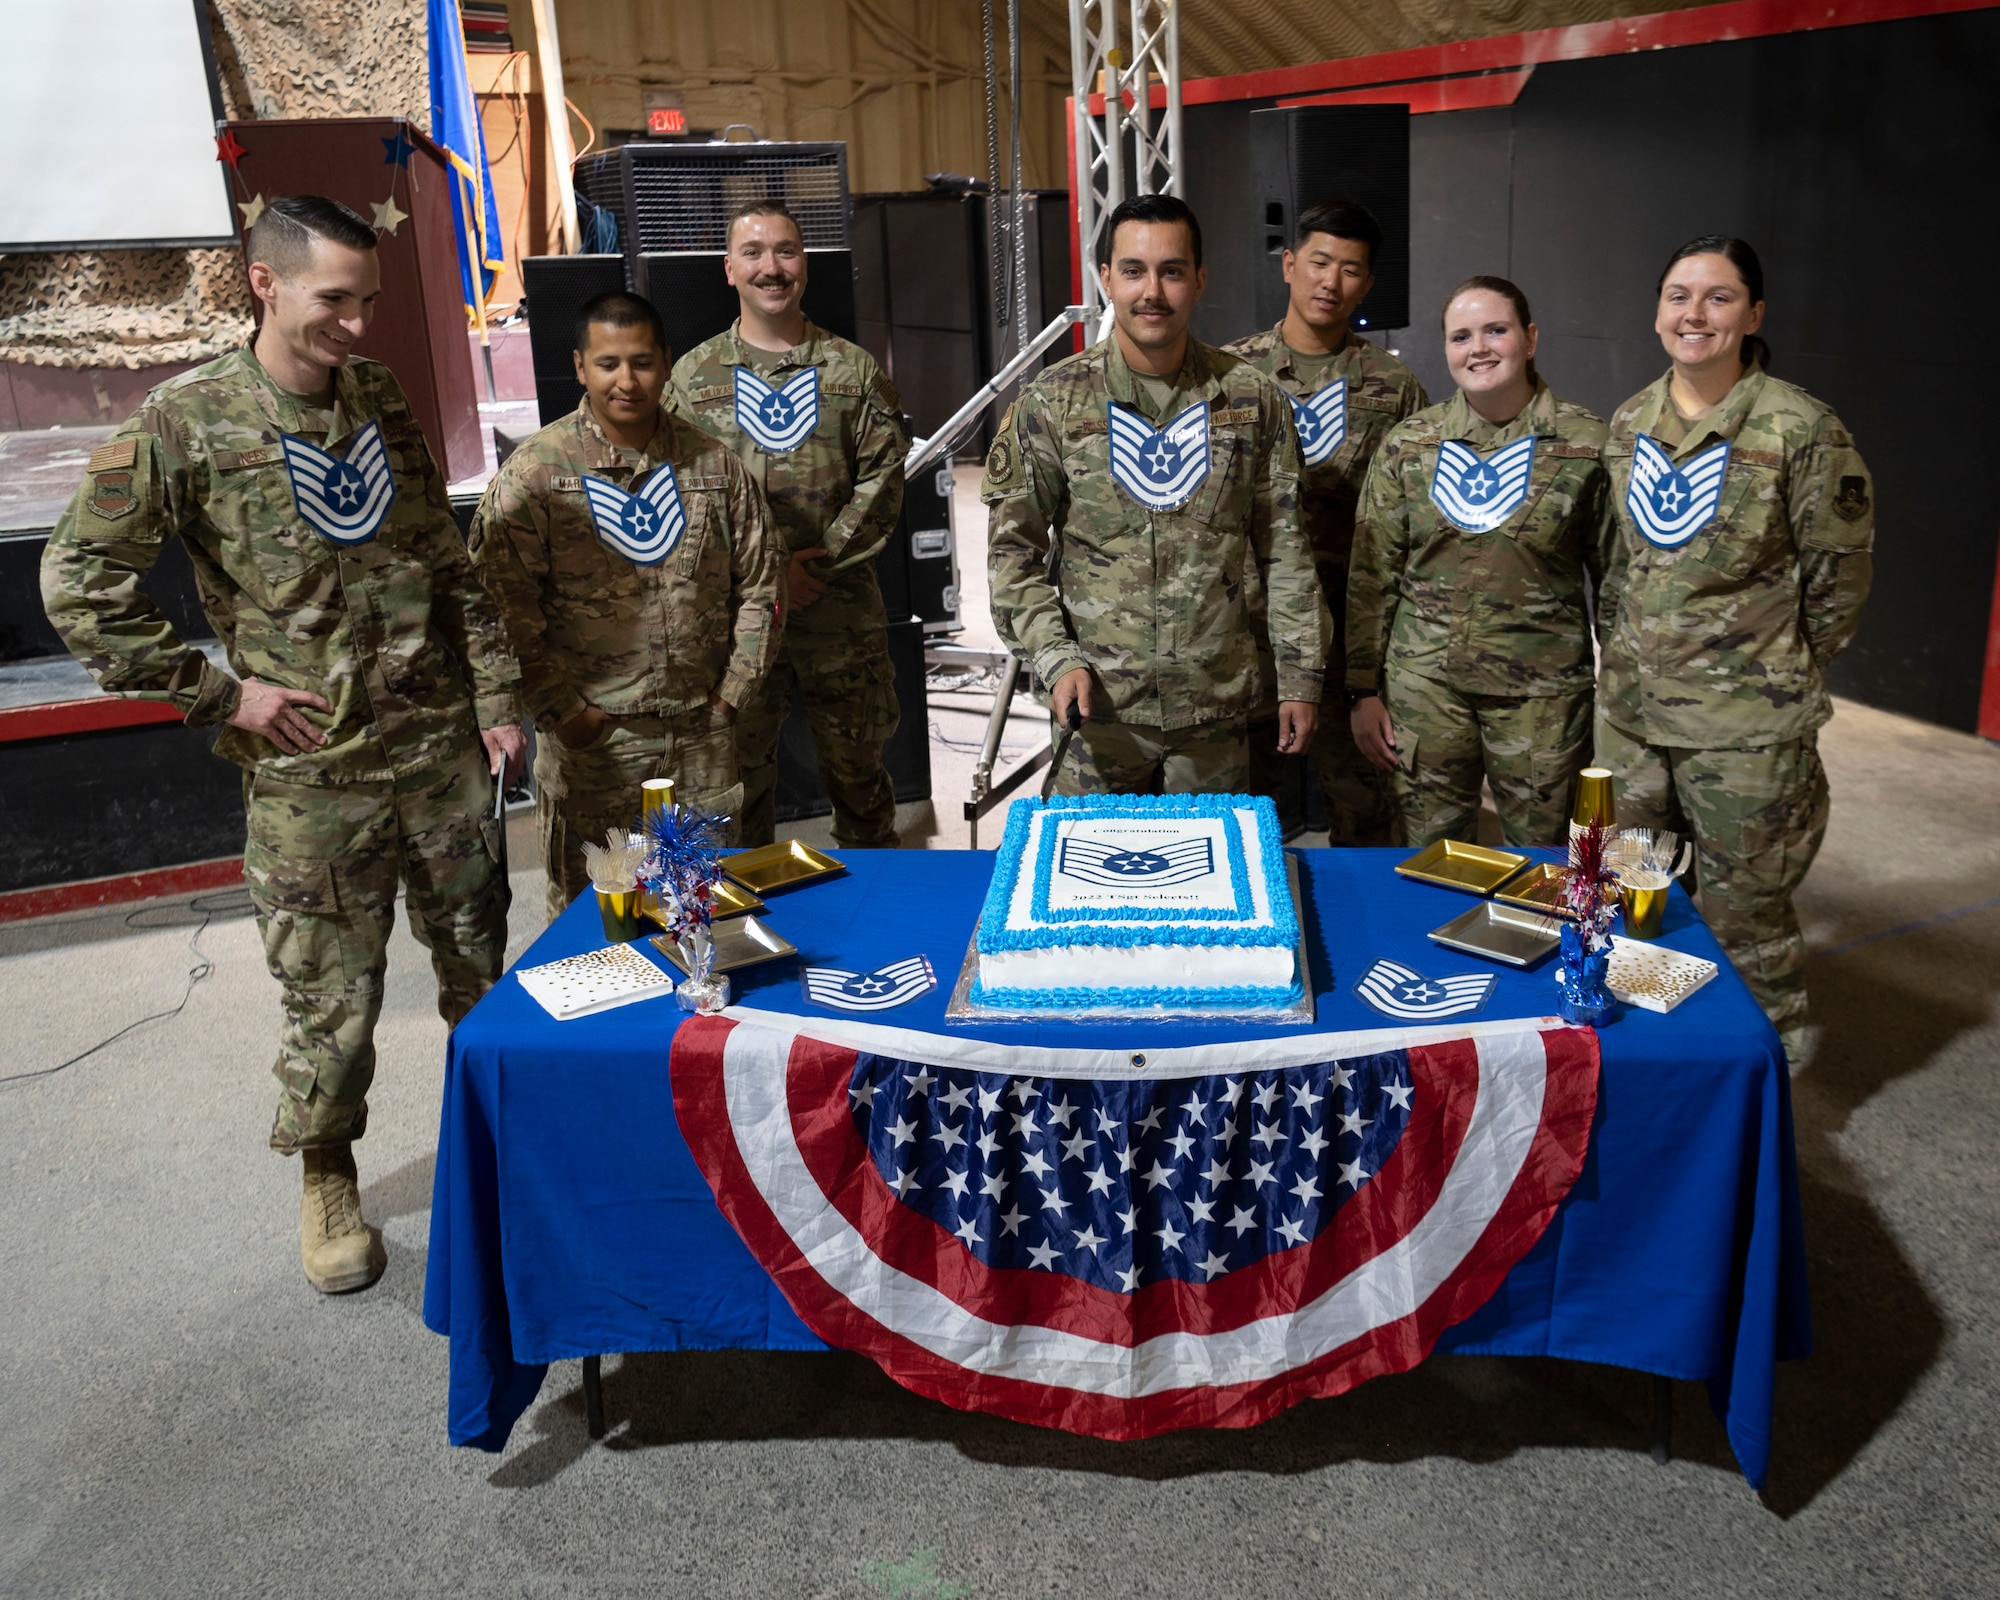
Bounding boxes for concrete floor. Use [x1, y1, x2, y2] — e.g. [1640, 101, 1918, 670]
[2, 486, 1996, 1595]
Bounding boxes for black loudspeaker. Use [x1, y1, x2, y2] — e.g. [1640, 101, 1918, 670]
[521, 254, 627, 426]
[637, 250, 859, 356]
[874, 430, 958, 634]
[774, 617, 932, 824]
[1249, 106, 1410, 331]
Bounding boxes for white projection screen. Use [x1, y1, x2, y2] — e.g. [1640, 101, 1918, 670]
[0, 0, 235, 251]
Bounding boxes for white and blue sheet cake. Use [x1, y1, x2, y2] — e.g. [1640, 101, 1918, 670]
[971, 794, 1301, 1013]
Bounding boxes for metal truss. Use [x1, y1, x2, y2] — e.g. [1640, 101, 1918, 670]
[1069, 0, 1183, 324]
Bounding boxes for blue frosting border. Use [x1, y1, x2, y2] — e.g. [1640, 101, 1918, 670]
[1027, 799, 1252, 925]
[968, 972, 1305, 1011]
[975, 793, 1298, 955]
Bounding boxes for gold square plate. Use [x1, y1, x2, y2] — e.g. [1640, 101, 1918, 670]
[1428, 900, 1562, 967]
[722, 839, 847, 895]
[709, 877, 766, 919]
[1395, 839, 1530, 895]
[1491, 861, 1577, 918]
[652, 915, 798, 976]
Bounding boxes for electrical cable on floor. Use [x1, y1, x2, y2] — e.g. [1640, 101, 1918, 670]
[0, 888, 251, 1089]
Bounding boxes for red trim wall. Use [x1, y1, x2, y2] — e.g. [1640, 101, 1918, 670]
[0, 857, 244, 925]
[1980, 536, 2000, 740]
[0, 697, 184, 744]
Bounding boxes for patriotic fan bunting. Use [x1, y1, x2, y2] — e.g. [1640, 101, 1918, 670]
[1108, 401, 1212, 511]
[581, 466, 688, 565]
[670, 1011, 1599, 1438]
[1289, 380, 1348, 468]
[1626, 434, 1732, 547]
[734, 366, 819, 453]
[1429, 434, 1538, 534]
[281, 421, 396, 545]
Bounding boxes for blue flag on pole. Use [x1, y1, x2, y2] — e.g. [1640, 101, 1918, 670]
[428, 0, 505, 313]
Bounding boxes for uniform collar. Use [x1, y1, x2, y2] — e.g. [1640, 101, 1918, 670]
[1264, 321, 1362, 382]
[572, 396, 674, 470]
[720, 317, 827, 371]
[1630, 362, 1768, 455]
[237, 341, 366, 446]
[1102, 333, 1222, 410]
[1437, 379, 1559, 446]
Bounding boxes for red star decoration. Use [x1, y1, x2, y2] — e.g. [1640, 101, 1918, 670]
[215, 129, 248, 167]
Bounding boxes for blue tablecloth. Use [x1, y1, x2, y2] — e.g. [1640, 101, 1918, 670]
[423, 848, 1810, 1485]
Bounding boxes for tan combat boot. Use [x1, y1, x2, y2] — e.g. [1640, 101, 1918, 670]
[300, 1142, 382, 1293]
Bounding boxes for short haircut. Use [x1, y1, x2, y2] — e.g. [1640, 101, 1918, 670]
[573, 291, 668, 356]
[1101, 193, 1203, 270]
[247, 195, 377, 277]
[1293, 198, 1383, 269]
[725, 198, 803, 247]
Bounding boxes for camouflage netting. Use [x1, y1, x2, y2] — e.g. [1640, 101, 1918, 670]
[0, 0, 429, 370]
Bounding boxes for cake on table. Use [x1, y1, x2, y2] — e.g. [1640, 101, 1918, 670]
[967, 793, 1306, 1018]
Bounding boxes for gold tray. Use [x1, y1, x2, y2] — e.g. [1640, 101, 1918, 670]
[722, 839, 847, 895]
[1428, 900, 1562, 967]
[709, 877, 766, 919]
[1395, 839, 1530, 896]
[1491, 861, 1578, 918]
[652, 915, 798, 976]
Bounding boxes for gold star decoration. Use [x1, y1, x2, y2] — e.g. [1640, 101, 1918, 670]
[237, 193, 267, 229]
[371, 195, 409, 236]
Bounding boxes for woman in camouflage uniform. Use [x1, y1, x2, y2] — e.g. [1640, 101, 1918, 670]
[1594, 237, 1873, 1053]
[1347, 277, 1611, 847]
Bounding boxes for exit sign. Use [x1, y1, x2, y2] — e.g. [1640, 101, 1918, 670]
[642, 88, 687, 139]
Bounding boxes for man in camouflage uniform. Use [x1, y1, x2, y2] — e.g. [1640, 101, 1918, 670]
[1224, 199, 1424, 842]
[40, 196, 524, 1294]
[472, 292, 783, 920]
[1597, 289, 1872, 1044]
[984, 194, 1329, 794]
[671, 200, 907, 849]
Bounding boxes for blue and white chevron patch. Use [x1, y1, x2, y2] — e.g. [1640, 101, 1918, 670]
[1289, 379, 1348, 468]
[733, 365, 819, 453]
[1354, 958, 1496, 1021]
[281, 420, 396, 545]
[1107, 400, 1211, 512]
[581, 466, 687, 565]
[802, 955, 937, 1012]
[1056, 834, 1217, 888]
[1626, 434, 1732, 548]
[1429, 434, 1538, 534]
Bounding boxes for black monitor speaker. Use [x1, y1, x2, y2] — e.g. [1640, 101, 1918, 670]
[1249, 105, 1410, 331]
[520, 254, 627, 426]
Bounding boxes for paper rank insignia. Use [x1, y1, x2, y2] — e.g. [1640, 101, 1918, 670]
[281, 420, 396, 545]
[1056, 835, 1216, 888]
[1107, 400, 1212, 511]
[1428, 433, 1538, 534]
[733, 365, 819, 453]
[802, 955, 937, 1012]
[1288, 379, 1347, 467]
[1353, 958, 1496, 1021]
[581, 466, 687, 565]
[1626, 434, 1732, 547]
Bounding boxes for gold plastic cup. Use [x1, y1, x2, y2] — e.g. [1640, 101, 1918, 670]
[640, 777, 677, 825]
[1572, 767, 1616, 830]
[1620, 871, 1670, 939]
[596, 887, 640, 943]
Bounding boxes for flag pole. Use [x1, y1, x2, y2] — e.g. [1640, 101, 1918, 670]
[530, 0, 581, 253]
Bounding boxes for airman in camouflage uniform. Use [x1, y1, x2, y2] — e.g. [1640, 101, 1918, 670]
[40, 201, 524, 1296]
[1225, 320, 1424, 840]
[472, 394, 782, 920]
[984, 335, 1329, 793]
[1597, 362, 1871, 1037]
[672, 215, 908, 851]
[1348, 380, 1610, 845]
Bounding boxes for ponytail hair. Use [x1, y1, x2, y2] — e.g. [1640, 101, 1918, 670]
[1440, 274, 1540, 389]
[1657, 235, 1771, 370]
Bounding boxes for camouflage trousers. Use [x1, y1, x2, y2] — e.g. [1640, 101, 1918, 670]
[1247, 705, 1399, 846]
[737, 620, 900, 850]
[242, 744, 508, 1152]
[1594, 719, 1829, 1033]
[1051, 716, 1251, 796]
[1384, 672, 1593, 848]
[535, 707, 744, 923]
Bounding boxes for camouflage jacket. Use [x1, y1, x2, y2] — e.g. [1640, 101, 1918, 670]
[468, 399, 783, 730]
[1597, 365, 1873, 747]
[1347, 383, 1612, 699]
[982, 335, 1330, 728]
[39, 345, 520, 784]
[670, 321, 908, 635]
